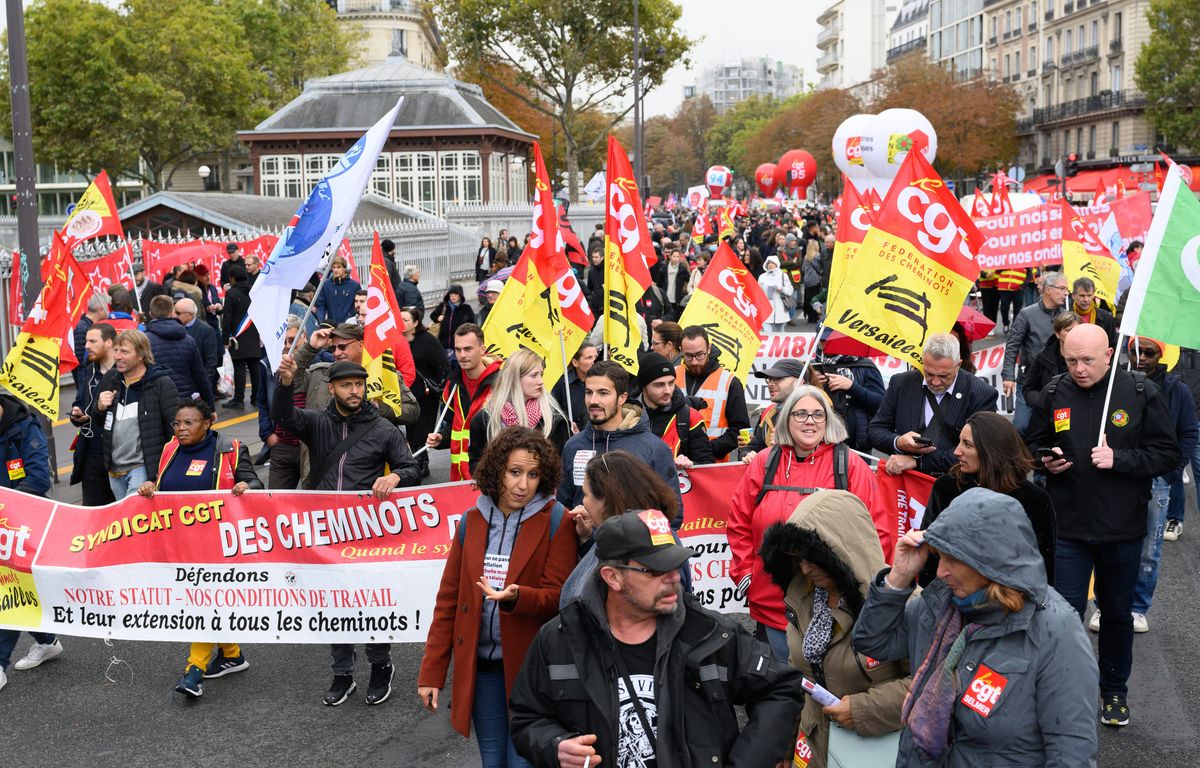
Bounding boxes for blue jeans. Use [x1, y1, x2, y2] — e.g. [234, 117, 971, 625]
[1055, 537, 1142, 697]
[1132, 478, 1170, 615]
[764, 626, 790, 663]
[0, 630, 57, 670]
[473, 663, 530, 768]
[1012, 382, 1031, 436]
[108, 465, 148, 499]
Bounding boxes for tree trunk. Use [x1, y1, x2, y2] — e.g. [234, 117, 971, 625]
[561, 109, 580, 204]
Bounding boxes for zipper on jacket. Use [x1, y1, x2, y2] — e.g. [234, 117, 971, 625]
[337, 421, 347, 491]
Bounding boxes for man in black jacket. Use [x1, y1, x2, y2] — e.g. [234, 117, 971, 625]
[69, 322, 117, 506]
[510, 509, 804, 768]
[1025, 324, 1179, 727]
[636, 352, 713, 469]
[174, 298, 222, 400]
[869, 333, 998, 476]
[396, 265, 424, 310]
[272, 357, 419, 708]
[144, 295, 214, 406]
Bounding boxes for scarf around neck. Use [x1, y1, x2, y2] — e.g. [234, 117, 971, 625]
[501, 397, 542, 429]
[802, 587, 843, 666]
[901, 602, 982, 761]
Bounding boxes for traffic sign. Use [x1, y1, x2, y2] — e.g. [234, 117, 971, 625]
[1130, 163, 1154, 173]
[1007, 165, 1026, 182]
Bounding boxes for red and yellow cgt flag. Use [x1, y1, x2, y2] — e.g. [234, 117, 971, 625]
[0, 232, 94, 419]
[827, 176, 874, 307]
[1060, 199, 1120, 309]
[676, 242, 771, 381]
[718, 205, 735, 240]
[362, 231, 409, 420]
[826, 150, 983, 369]
[60, 169, 124, 251]
[482, 142, 594, 387]
[602, 136, 656, 373]
[691, 208, 712, 245]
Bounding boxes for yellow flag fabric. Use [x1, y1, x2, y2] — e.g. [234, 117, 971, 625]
[602, 136, 655, 373]
[0, 333, 65, 419]
[676, 243, 772, 381]
[1061, 238, 1120, 309]
[363, 348, 406, 418]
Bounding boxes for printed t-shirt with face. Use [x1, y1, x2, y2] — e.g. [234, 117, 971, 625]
[615, 635, 658, 768]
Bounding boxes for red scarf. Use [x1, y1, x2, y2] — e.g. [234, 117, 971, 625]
[500, 397, 542, 428]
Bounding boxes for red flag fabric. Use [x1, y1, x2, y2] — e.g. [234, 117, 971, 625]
[59, 170, 125, 251]
[874, 465, 936, 548]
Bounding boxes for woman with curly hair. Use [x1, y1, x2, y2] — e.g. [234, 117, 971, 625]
[417, 427, 577, 768]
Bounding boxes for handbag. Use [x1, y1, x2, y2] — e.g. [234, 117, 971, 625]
[827, 725, 900, 768]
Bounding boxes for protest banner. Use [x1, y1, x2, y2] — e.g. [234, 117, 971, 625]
[974, 203, 1065, 270]
[142, 240, 229, 284]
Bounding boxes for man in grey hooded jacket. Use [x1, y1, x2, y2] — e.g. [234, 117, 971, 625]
[852, 487, 1098, 768]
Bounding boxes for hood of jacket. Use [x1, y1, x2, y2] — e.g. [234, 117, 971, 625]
[759, 489, 886, 619]
[443, 284, 465, 303]
[145, 317, 188, 341]
[454, 358, 502, 391]
[923, 486, 1047, 602]
[578, 403, 650, 443]
[0, 393, 33, 434]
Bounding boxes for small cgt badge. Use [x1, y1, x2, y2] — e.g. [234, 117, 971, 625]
[1111, 409, 1129, 427]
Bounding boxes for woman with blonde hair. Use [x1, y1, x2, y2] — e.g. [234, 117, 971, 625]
[468, 349, 569, 472]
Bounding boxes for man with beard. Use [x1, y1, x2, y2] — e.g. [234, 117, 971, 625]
[636, 353, 712, 469]
[742, 359, 803, 462]
[273, 357, 420, 708]
[510, 510, 805, 768]
[676, 326, 750, 462]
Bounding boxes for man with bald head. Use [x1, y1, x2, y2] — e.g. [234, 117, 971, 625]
[175, 297, 222, 398]
[1026, 323, 1179, 727]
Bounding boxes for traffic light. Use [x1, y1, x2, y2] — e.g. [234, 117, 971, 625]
[1066, 153, 1080, 177]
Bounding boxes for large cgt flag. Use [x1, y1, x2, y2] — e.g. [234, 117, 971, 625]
[0, 232, 93, 419]
[361, 232, 409, 421]
[827, 176, 874, 306]
[825, 150, 983, 369]
[482, 142, 594, 387]
[60, 169, 125, 251]
[1060, 199, 1120, 309]
[603, 136, 656, 373]
[676, 242, 771, 381]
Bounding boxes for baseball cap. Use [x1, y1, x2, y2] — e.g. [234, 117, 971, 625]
[753, 359, 805, 379]
[637, 352, 675, 389]
[226, 242, 239, 254]
[326, 361, 368, 382]
[330, 322, 364, 341]
[485, 279, 505, 294]
[595, 509, 695, 572]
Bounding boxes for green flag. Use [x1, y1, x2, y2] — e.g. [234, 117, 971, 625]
[1118, 166, 1200, 348]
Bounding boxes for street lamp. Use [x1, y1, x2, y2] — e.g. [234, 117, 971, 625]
[197, 164, 211, 190]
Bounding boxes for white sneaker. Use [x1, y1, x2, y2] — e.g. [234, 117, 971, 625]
[14, 640, 63, 670]
[1088, 609, 1101, 632]
[0, 666, 6, 692]
[1164, 519, 1183, 541]
[1132, 612, 1150, 633]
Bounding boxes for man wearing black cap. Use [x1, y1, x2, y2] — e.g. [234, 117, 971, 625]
[510, 508, 805, 768]
[743, 358, 805, 462]
[637, 352, 712, 468]
[272, 355, 420, 707]
[379, 238, 401, 300]
[219, 242, 244, 291]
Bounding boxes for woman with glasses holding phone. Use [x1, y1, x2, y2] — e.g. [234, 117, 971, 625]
[728, 385, 891, 661]
[138, 399, 262, 698]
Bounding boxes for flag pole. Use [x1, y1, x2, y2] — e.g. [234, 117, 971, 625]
[284, 257, 337, 357]
[557, 329, 574, 425]
[1096, 331, 1124, 447]
[411, 383, 458, 459]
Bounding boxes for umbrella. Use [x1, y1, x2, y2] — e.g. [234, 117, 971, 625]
[820, 330, 888, 359]
[956, 305, 996, 341]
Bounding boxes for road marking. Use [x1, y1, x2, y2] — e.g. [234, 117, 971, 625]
[54, 411, 259, 476]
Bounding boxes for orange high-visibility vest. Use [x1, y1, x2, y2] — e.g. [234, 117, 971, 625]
[156, 437, 240, 490]
[977, 271, 997, 289]
[996, 269, 1025, 291]
[676, 364, 734, 455]
[445, 378, 495, 482]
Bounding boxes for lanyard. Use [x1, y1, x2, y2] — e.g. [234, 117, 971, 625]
[612, 644, 658, 754]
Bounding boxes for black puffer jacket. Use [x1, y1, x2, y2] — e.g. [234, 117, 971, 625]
[271, 380, 420, 491]
[145, 318, 214, 405]
[90, 365, 180, 481]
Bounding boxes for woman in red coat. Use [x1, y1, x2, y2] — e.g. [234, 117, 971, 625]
[727, 384, 890, 662]
[417, 427, 577, 768]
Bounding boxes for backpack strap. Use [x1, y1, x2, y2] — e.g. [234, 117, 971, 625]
[833, 442, 849, 491]
[676, 404, 691, 452]
[755, 444, 849, 503]
[754, 446, 784, 505]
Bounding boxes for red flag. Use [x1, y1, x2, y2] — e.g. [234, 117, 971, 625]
[556, 203, 587, 267]
[874, 465, 936, 556]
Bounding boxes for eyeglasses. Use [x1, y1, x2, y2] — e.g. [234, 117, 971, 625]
[611, 564, 674, 578]
[170, 419, 208, 429]
[789, 410, 827, 424]
[682, 351, 709, 361]
[333, 341, 359, 352]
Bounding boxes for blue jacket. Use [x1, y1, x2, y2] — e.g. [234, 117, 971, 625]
[186, 317, 222, 372]
[1150, 366, 1199, 483]
[314, 276, 361, 325]
[0, 394, 51, 496]
[144, 318, 215, 406]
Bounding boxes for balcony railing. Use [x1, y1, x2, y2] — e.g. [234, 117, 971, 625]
[1016, 118, 1035, 134]
[1045, 9, 1054, 20]
[1030, 89, 1147, 125]
[817, 49, 840, 71]
[1063, 1, 1074, 13]
[886, 36, 927, 63]
[989, 35, 998, 45]
[1028, 68, 1037, 78]
[1109, 38, 1123, 54]
[817, 23, 841, 46]
[1029, 21, 1037, 31]
[1042, 59, 1058, 73]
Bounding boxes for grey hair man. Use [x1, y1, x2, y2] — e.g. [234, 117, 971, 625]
[397, 264, 424, 309]
[1002, 269, 1069, 434]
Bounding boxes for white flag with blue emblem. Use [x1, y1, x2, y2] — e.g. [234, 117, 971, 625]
[250, 98, 403, 367]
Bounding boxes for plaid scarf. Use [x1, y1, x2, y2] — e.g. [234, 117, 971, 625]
[900, 603, 981, 761]
[500, 397, 543, 429]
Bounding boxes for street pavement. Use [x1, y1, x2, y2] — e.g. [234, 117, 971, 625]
[4, 340, 1200, 766]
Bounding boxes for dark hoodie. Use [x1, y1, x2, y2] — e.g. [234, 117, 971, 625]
[144, 317, 215, 405]
[556, 403, 682, 524]
[1021, 335, 1068, 411]
[0, 394, 51, 495]
[90, 364, 180, 481]
[431, 284, 477, 349]
[1143, 362, 1199, 483]
[677, 348, 751, 460]
[639, 387, 714, 465]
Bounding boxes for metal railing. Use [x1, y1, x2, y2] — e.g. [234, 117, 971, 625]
[886, 37, 927, 63]
[1031, 89, 1147, 125]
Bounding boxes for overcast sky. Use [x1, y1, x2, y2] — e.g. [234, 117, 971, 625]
[642, 0, 822, 118]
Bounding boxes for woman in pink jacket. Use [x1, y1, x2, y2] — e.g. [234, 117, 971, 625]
[727, 384, 890, 661]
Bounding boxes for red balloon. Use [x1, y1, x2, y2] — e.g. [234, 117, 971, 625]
[755, 163, 778, 196]
[778, 149, 817, 196]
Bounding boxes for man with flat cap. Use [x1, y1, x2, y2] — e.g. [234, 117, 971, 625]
[272, 354, 420, 709]
[636, 352, 713, 468]
[510, 508, 806, 768]
[743, 358, 805, 463]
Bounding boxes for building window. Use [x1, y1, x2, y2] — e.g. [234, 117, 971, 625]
[1090, 71, 1099, 96]
[1111, 64, 1123, 91]
[1004, 54, 1011, 78]
[371, 153, 393, 201]
[1015, 50, 1022, 73]
[1047, 37, 1054, 61]
[391, 28, 407, 57]
[488, 153, 508, 204]
[1064, 30, 1072, 55]
[1005, 11, 1011, 34]
[260, 155, 303, 198]
[304, 154, 340, 187]
[1031, 1, 1037, 21]
[1031, 45, 1037, 65]
[1089, 125, 1096, 154]
[395, 151, 438, 214]
[1016, 7, 1023, 29]
[508, 155, 527, 203]
[1075, 128, 1083, 154]
[1091, 20, 1098, 46]
[1113, 12, 1122, 40]
[439, 150, 482, 207]
[1111, 121, 1120, 152]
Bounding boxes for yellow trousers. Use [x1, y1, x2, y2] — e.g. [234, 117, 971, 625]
[187, 642, 241, 670]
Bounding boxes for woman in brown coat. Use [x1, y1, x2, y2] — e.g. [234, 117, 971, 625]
[760, 489, 911, 768]
[417, 427, 577, 768]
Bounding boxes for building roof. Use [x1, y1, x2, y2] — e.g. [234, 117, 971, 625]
[119, 191, 420, 232]
[241, 56, 534, 139]
[891, 0, 930, 32]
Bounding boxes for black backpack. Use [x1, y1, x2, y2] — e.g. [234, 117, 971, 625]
[754, 442, 850, 505]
